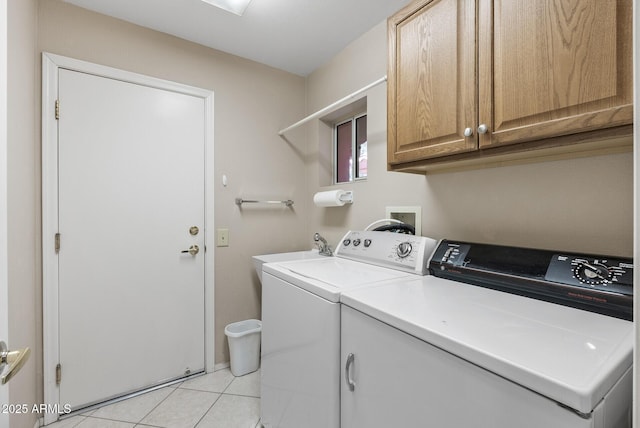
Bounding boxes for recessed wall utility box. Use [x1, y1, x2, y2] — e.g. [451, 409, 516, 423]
[385, 206, 422, 236]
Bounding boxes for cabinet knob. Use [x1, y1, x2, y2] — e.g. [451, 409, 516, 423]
[477, 124, 488, 134]
[463, 127, 473, 137]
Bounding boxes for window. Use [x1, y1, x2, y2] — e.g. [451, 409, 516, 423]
[335, 114, 367, 183]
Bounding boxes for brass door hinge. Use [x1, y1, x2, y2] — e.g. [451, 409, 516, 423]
[55, 100, 60, 120]
[55, 233, 60, 253]
[55, 363, 61, 385]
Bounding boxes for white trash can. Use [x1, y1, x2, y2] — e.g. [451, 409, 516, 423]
[225, 319, 262, 376]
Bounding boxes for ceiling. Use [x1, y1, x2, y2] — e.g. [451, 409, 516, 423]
[63, 0, 412, 76]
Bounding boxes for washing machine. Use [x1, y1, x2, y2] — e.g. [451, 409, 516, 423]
[339, 240, 634, 428]
[260, 230, 438, 428]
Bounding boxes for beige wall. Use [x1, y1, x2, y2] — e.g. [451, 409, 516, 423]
[37, 0, 309, 368]
[305, 21, 633, 258]
[37, 0, 310, 369]
[5, 3, 634, 428]
[7, 0, 39, 427]
[9, 2, 307, 424]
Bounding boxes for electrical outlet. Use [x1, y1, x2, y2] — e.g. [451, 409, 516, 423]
[217, 228, 229, 247]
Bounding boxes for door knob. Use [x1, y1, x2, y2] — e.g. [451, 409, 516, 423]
[0, 341, 31, 385]
[181, 245, 200, 256]
[477, 124, 488, 134]
[463, 127, 473, 137]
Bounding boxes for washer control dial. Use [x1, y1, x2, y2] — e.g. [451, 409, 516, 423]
[397, 242, 412, 258]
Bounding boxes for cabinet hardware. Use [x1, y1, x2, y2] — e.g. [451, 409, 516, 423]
[345, 353, 356, 391]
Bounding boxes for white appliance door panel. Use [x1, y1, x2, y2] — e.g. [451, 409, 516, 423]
[261, 272, 340, 428]
[58, 69, 205, 410]
[341, 305, 593, 428]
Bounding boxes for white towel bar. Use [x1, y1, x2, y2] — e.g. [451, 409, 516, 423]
[235, 198, 294, 207]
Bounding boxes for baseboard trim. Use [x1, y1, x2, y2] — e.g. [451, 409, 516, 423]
[213, 362, 230, 372]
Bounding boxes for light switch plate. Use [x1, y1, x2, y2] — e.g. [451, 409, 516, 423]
[217, 228, 229, 247]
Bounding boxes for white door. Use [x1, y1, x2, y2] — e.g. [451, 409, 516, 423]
[57, 69, 206, 410]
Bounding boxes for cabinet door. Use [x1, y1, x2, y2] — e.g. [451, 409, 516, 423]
[340, 305, 592, 428]
[478, 0, 632, 149]
[387, 0, 476, 164]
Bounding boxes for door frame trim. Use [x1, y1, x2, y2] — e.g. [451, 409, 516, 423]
[0, 1, 8, 426]
[42, 52, 215, 425]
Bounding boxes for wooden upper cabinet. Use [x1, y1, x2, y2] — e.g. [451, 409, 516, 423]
[479, 0, 633, 149]
[388, 0, 632, 171]
[387, 0, 476, 165]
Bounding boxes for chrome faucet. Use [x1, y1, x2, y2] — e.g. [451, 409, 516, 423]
[314, 232, 333, 256]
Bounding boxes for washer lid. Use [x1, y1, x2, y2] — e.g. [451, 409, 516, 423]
[340, 276, 633, 414]
[263, 257, 413, 302]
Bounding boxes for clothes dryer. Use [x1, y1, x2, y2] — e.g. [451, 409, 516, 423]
[339, 240, 633, 428]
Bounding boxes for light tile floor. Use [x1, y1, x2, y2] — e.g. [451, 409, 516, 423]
[46, 368, 261, 428]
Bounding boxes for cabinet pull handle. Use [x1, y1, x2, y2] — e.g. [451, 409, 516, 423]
[345, 353, 356, 391]
[463, 127, 473, 137]
[477, 124, 488, 134]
